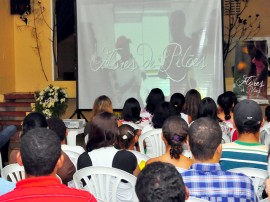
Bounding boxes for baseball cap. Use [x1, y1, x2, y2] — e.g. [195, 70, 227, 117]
[233, 99, 262, 127]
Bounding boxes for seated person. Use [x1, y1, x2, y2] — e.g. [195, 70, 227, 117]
[135, 161, 189, 202]
[146, 116, 192, 170]
[0, 178, 15, 195]
[220, 100, 268, 170]
[260, 105, 270, 145]
[0, 128, 96, 202]
[182, 117, 258, 201]
[9, 112, 76, 185]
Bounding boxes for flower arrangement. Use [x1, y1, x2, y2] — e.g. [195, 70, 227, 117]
[34, 84, 68, 118]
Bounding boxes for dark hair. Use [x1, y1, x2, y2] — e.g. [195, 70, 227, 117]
[182, 89, 201, 121]
[135, 162, 186, 202]
[22, 112, 48, 136]
[86, 112, 118, 152]
[198, 97, 218, 121]
[235, 122, 261, 134]
[47, 117, 66, 142]
[162, 116, 188, 159]
[217, 93, 233, 120]
[170, 93, 185, 114]
[145, 88, 165, 114]
[189, 117, 222, 161]
[21, 128, 61, 176]
[152, 102, 176, 128]
[121, 98, 141, 123]
[265, 105, 270, 122]
[117, 124, 137, 149]
[225, 91, 238, 108]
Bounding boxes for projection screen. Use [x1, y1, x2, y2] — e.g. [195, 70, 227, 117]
[76, 0, 224, 109]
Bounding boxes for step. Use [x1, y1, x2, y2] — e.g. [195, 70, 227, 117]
[0, 111, 28, 117]
[0, 120, 22, 127]
[4, 92, 35, 100]
[0, 102, 32, 107]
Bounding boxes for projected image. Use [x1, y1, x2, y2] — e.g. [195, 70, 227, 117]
[77, 0, 223, 109]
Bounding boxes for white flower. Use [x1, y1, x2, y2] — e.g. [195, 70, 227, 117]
[60, 98, 65, 103]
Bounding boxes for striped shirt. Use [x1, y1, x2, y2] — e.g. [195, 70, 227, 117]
[182, 163, 258, 202]
[220, 141, 268, 170]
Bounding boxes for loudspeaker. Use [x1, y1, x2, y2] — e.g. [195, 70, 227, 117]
[10, 0, 31, 15]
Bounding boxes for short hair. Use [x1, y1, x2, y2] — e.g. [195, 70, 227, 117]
[47, 117, 66, 142]
[145, 88, 165, 114]
[265, 105, 270, 122]
[22, 112, 47, 136]
[182, 89, 201, 121]
[121, 98, 141, 123]
[189, 117, 222, 161]
[86, 112, 118, 152]
[20, 128, 61, 176]
[135, 162, 186, 202]
[152, 102, 176, 128]
[198, 97, 218, 120]
[170, 93, 185, 114]
[162, 116, 188, 159]
[217, 92, 233, 120]
[90, 95, 113, 121]
[117, 124, 137, 149]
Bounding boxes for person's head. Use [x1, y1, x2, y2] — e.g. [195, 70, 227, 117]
[121, 98, 141, 123]
[233, 99, 263, 135]
[162, 116, 188, 159]
[225, 91, 238, 108]
[182, 89, 201, 121]
[86, 112, 118, 152]
[91, 95, 113, 121]
[152, 102, 175, 128]
[135, 162, 188, 202]
[22, 112, 47, 136]
[189, 117, 222, 161]
[265, 105, 270, 122]
[17, 128, 62, 177]
[145, 88, 165, 114]
[198, 97, 217, 120]
[217, 92, 234, 120]
[170, 93, 185, 114]
[47, 117, 67, 143]
[117, 124, 138, 150]
[169, 10, 186, 40]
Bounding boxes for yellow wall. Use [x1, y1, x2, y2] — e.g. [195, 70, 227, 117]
[0, 0, 16, 93]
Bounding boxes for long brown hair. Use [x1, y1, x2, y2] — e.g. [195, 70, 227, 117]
[90, 95, 113, 121]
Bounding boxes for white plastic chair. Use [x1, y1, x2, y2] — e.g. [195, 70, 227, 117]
[228, 167, 268, 198]
[1, 163, 25, 183]
[260, 126, 270, 146]
[186, 197, 210, 202]
[2, 163, 62, 183]
[183, 150, 192, 159]
[259, 198, 269, 202]
[62, 149, 81, 170]
[73, 166, 138, 202]
[138, 129, 165, 158]
[129, 150, 150, 163]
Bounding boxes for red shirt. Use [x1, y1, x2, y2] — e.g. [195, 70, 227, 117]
[0, 176, 96, 202]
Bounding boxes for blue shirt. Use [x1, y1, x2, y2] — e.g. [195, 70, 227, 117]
[0, 178, 15, 196]
[182, 163, 258, 202]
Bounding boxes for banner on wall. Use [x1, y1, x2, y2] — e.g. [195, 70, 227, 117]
[234, 40, 269, 104]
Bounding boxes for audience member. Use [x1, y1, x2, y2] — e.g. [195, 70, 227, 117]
[120, 97, 151, 128]
[198, 97, 231, 143]
[182, 117, 258, 201]
[0, 178, 15, 195]
[182, 89, 201, 122]
[170, 93, 191, 124]
[140, 88, 165, 120]
[217, 92, 238, 141]
[260, 105, 270, 145]
[117, 124, 140, 151]
[146, 116, 192, 170]
[135, 162, 189, 202]
[0, 128, 96, 202]
[9, 112, 48, 164]
[220, 99, 268, 170]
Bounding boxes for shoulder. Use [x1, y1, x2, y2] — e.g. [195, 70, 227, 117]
[78, 151, 91, 162]
[115, 150, 136, 159]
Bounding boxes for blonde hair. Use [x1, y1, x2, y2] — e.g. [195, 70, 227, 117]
[90, 95, 113, 121]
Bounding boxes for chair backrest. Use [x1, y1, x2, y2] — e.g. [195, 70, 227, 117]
[73, 166, 138, 202]
[186, 197, 210, 202]
[1, 163, 25, 183]
[183, 150, 192, 159]
[228, 167, 268, 197]
[129, 150, 150, 163]
[138, 129, 165, 158]
[62, 150, 81, 170]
